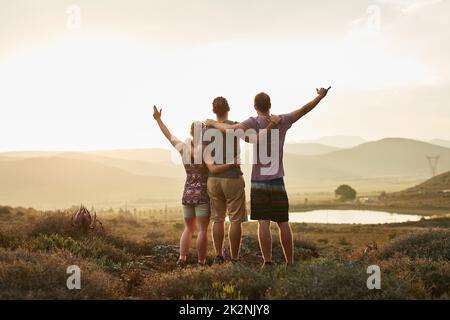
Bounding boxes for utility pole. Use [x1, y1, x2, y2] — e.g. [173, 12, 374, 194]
[426, 155, 440, 177]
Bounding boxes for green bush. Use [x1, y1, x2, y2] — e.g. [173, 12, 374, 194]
[335, 185, 357, 202]
[203, 282, 246, 300]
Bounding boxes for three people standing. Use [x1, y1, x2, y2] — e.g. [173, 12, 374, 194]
[153, 87, 331, 267]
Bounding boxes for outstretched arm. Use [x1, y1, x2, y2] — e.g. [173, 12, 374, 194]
[152, 105, 183, 151]
[205, 115, 281, 144]
[290, 87, 331, 124]
[203, 152, 240, 173]
[204, 121, 244, 133]
[206, 163, 239, 174]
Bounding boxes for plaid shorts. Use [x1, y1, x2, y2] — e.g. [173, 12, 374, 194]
[250, 178, 289, 223]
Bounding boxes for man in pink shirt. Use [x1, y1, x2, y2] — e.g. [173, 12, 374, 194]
[206, 87, 331, 267]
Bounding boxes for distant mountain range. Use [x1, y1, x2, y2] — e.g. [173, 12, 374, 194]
[0, 157, 182, 209]
[294, 136, 366, 148]
[311, 138, 450, 178]
[1, 137, 449, 208]
[429, 139, 450, 149]
[285, 143, 340, 156]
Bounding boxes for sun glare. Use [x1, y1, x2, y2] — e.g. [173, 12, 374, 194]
[0, 33, 435, 151]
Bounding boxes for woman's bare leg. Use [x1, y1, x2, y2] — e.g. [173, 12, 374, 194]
[179, 217, 196, 259]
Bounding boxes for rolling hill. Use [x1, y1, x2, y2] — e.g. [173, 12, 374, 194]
[1, 138, 450, 208]
[312, 138, 450, 179]
[0, 157, 182, 209]
[400, 171, 450, 195]
[285, 143, 340, 156]
[0, 148, 172, 162]
[385, 171, 450, 210]
[430, 139, 450, 149]
[57, 152, 185, 178]
[297, 136, 366, 148]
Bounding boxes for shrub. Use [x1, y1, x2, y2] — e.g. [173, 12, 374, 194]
[267, 259, 417, 300]
[27, 212, 76, 237]
[137, 264, 273, 300]
[203, 282, 246, 300]
[380, 255, 450, 298]
[380, 230, 450, 261]
[0, 248, 123, 299]
[21, 233, 133, 268]
[335, 185, 357, 202]
[135, 260, 418, 300]
[0, 232, 22, 249]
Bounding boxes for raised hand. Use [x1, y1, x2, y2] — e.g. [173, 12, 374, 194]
[316, 86, 332, 98]
[153, 105, 162, 120]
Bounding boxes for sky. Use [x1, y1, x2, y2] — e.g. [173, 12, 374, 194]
[0, 0, 449, 151]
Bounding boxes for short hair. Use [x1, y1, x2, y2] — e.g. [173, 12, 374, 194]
[254, 92, 271, 112]
[212, 96, 230, 117]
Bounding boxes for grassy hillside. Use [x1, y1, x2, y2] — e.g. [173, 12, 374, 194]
[402, 171, 450, 194]
[380, 171, 450, 210]
[0, 206, 448, 300]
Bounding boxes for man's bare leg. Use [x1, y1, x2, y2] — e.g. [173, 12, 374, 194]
[229, 222, 242, 260]
[277, 221, 294, 264]
[212, 221, 225, 257]
[196, 216, 210, 265]
[258, 220, 272, 263]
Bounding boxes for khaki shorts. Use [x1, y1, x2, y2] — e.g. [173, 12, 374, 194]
[207, 176, 248, 223]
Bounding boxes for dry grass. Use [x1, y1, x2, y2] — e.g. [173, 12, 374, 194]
[0, 205, 449, 300]
[0, 248, 122, 299]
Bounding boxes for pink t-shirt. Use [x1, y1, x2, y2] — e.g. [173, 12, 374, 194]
[241, 112, 295, 181]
